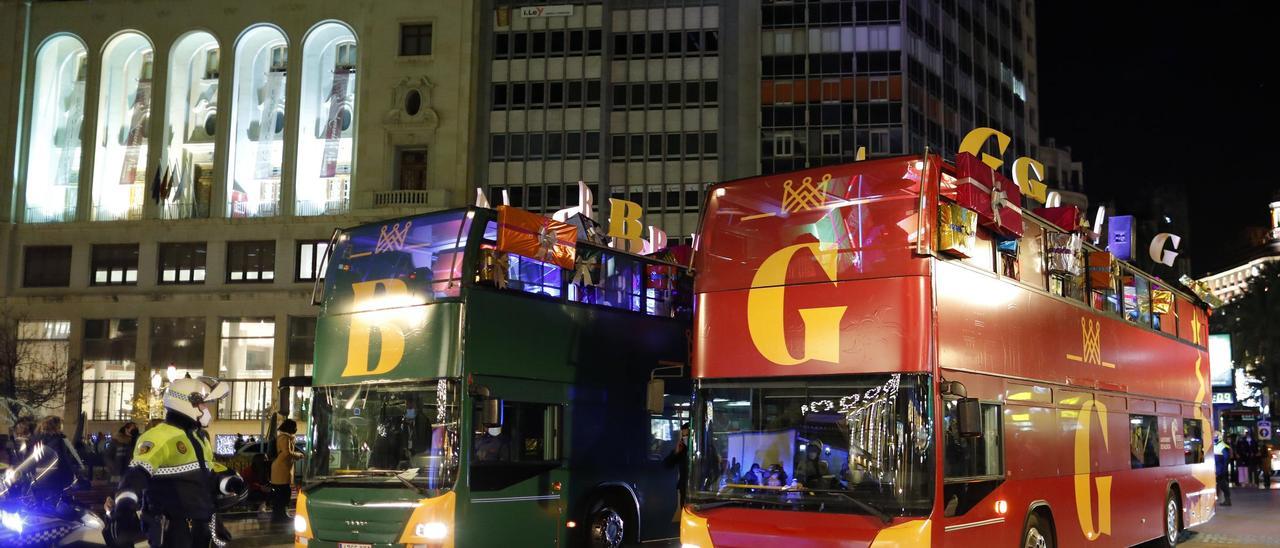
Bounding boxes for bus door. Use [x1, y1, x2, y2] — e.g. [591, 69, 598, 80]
[466, 379, 568, 546]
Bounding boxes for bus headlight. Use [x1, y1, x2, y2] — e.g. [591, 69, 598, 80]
[414, 521, 448, 540]
[294, 515, 308, 534]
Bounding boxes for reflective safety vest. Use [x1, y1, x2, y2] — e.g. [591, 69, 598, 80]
[130, 422, 227, 520]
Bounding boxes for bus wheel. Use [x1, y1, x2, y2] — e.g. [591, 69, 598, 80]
[1022, 513, 1054, 548]
[1163, 493, 1181, 547]
[587, 501, 626, 548]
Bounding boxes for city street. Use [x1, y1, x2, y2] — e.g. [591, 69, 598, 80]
[1181, 487, 1280, 547]
[3, 1, 1279, 548]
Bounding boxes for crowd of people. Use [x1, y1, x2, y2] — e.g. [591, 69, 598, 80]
[1, 406, 308, 538]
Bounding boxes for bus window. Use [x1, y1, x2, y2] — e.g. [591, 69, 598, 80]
[503, 254, 563, 298]
[471, 401, 564, 491]
[321, 210, 472, 314]
[943, 400, 1002, 479]
[941, 400, 1002, 518]
[1016, 223, 1047, 291]
[1183, 419, 1205, 464]
[1121, 270, 1151, 326]
[598, 252, 644, 312]
[1153, 281, 1177, 335]
[1129, 414, 1160, 468]
[648, 390, 691, 461]
[1087, 251, 1120, 315]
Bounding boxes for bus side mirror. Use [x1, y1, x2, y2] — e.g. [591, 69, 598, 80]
[483, 398, 504, 428]
[646, 379, 665, 414]
[957, 398, 982, 437]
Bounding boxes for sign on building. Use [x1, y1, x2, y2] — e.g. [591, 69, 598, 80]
[520, 5, 574, 18]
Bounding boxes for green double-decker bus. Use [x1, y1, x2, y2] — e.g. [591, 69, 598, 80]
[293, 207, 692, 547]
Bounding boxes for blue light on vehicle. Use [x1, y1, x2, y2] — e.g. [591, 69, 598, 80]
[1, 510, 24, 533]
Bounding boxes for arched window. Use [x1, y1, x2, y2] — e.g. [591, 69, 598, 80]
[162, 31, 220, 219]
[227, 25, 288, 218]
[24, 35, 87, 223]
[295, 21, 357, 216]
[92, 31, 154, 221]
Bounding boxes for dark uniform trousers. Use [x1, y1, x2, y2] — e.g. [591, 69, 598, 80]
[145, 512, 214, 547]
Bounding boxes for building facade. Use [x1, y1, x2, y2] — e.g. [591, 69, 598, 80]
[476, 0, 1041, 243]
[0, 0, 482, 436]
[1199, 201, 1280, 304]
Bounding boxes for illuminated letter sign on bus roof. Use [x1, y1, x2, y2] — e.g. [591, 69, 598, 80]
[958, 127, 1012, 170]
[747, 243, 847, 365]
[960, 127, 1052, 203]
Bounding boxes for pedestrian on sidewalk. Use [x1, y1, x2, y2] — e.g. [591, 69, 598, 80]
[113, 422, 138, 480]
[1215, 434, 1233, 506]
[270, 418, 304, 523]
[1262, 442, 1274, 490]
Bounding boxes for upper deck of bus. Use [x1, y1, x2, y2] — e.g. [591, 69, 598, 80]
[312, 206, 692, 385]
[692, 154, 1209, 403]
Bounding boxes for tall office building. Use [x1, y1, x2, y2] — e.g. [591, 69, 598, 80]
[477, 0, 1040, 241]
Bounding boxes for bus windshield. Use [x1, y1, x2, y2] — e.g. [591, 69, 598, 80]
[306, 380, 460, 493]
[690, 374, 933, 517]
[321, 210, 474, 315]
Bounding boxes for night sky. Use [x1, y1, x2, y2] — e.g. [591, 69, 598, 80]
[1036, 2, 1279, 276]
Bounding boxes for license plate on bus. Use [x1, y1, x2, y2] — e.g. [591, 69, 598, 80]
[339, 543, 371, 548]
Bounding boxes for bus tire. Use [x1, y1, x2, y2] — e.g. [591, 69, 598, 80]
[585, 495, 631, 548]
[1162, 491, 1181, 547]
[1022, 512, 1055, 548]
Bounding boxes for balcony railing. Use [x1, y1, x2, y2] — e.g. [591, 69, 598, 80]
[374, 190, 431, 208]
[161, 201, 210, 220]
[296, 199, 350, 216]
[228, 200, 279, 219]
[220, 378, 273, 420]
[25, 206, 77, 223]
[93, 203, 144, 222]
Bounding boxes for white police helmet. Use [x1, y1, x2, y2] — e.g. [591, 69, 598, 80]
[163, 376, 230, 427]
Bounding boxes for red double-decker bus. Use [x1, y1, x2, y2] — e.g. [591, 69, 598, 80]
[681, 155, 1214, 547]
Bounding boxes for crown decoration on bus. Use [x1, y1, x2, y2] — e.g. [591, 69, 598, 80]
[782, 174, 833, 214]
[1065, 317, 1114, 368]
[374, 221, 413, 254]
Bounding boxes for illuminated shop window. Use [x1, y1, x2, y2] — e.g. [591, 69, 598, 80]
[228, 25, 288, 218]
[150, 317, 206, 380]
[92, 32, 154, 221]
[82, 319, 138, 421]
[162, 31, 220, 219]
[295, 22, 356, 216]
[17, 321, 72, 414]
[219, 318, 275, 420]
[24, 35, 87, 223]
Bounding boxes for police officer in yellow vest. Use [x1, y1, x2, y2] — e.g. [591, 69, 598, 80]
[108, 376, 246, 547]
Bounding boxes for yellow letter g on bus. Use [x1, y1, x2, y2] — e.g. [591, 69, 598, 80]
[747, 243, 847, 365]
[1073, 399, 1113, 541]
[342, 278, 409, 378]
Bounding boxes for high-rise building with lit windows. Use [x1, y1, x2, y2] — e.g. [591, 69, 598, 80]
[477, 0, 1039, 242]
[0, 0, 483, 435]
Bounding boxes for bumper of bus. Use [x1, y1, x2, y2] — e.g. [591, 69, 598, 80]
[680, 505, 932, 547]
[294, 490, 457, 548]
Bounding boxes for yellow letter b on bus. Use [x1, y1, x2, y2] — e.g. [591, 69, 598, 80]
[342, 279, 409, 378]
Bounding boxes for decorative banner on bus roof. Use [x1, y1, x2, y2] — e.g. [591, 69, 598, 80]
[497, 205, 578, 270]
